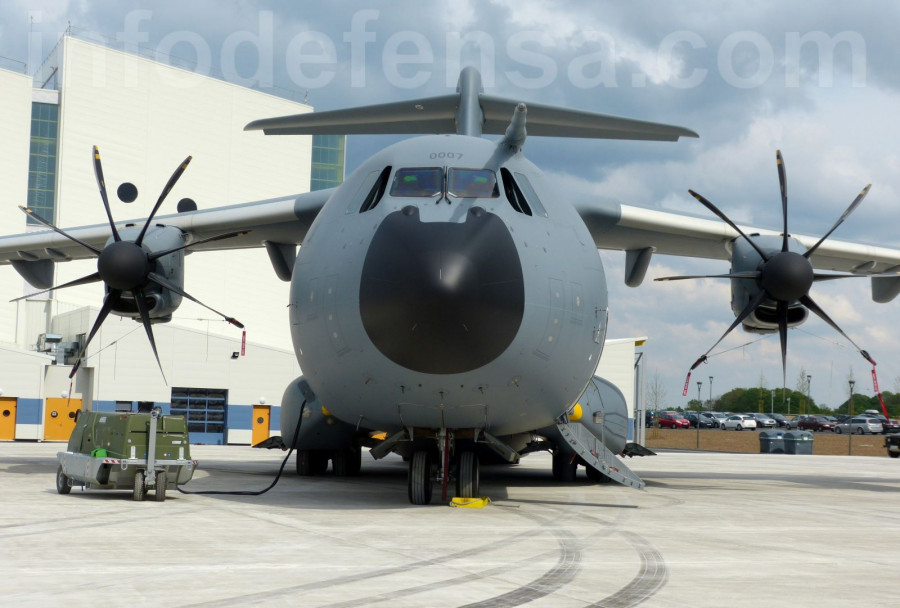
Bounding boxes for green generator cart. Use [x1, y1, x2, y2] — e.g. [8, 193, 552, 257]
[56, 408, 197, 501]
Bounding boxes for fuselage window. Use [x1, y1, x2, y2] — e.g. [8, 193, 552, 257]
[359, 166, 392, 213]
[389, 167, 443, 197]
[513, 172, 548, 217]
[500, 168, 532, 216]
[448, 168, 499, 198]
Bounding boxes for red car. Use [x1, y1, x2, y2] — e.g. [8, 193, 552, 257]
[658, 413, 690, 429]
[796, 415, 834, 432]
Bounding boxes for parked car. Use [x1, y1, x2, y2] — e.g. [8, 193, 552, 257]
[722, 414, 758, 431]
[749, 413, 776, 429]
[685, 412, 716, 429]
[768, 413, 789, 428]
[786, 416, 807, 430]
[658, 412, 690, 429]
[834, 417, 884, 435]
[702, 412, 728, 428]
[863, 416, 900, 434]
[796, 415, 835, 432]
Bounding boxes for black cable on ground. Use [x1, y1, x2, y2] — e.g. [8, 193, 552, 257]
[176, 401, 306, 496]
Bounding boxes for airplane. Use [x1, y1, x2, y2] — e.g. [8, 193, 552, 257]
[3, 67, 900, 505]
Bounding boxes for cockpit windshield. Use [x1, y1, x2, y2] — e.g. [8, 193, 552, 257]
[447, 168, 499, 198]
[389, 167, 443, 197]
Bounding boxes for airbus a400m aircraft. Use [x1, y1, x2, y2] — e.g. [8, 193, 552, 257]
[4, 68, 900, 505]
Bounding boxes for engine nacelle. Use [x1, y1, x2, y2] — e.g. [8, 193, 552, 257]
[281, 376, 359, 451]
[730, 236, 808, 333]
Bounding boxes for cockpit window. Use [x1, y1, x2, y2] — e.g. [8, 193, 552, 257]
[390, 167, 443, 197]
[448, 169, 499, 198]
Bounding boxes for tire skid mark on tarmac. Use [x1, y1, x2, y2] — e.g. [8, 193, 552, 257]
[186, 515, 560, 607]
[458, 510, 582, 608]
[587, 531, 668, 608]
[315, 548, 561, 608]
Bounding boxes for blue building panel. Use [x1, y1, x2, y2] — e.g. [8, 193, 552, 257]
[16, 399, 42, 424]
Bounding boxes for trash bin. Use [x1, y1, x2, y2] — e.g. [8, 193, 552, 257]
[783, 431, 814, 455]
[759, 431, 785, 454]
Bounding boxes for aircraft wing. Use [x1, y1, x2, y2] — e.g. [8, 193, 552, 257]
[0, 189, 332, 288]
[0, 189, 332, 264]
[576, 199, 900, 296]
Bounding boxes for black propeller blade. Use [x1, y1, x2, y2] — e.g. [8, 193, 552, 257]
[661, 150, 877, 380]
[19, 206, 101, 256]
[136, 156, 192, 246]
[20, 146, 246, 382]
[93, 146, 121, 243]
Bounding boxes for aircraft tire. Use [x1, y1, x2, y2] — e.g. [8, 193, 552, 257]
[552, 451, 577, 482]
[585, 464, 611, 483]
[456, 451, 479, 497]
[408, 450, 433, 505]
[56, 466, 71, 495]
[297, 450, 329, 476]
[333, 446, 362, 476]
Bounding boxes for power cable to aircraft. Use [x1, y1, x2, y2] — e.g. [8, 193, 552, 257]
[177, 401, 306, 496]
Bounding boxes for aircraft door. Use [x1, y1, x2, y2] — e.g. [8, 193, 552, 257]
[44, 398, 82, 441]
[0, 397, 16, 440]
[252, 405, 271, 446]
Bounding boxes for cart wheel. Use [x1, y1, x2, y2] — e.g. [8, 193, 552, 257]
[56, 465, 71, 495]
[155, 471, 167, 502]
[133, 470, 146, 501]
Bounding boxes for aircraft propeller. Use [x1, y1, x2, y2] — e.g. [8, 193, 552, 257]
[13, 146, 247, 382]
[656, 150, 879, 381]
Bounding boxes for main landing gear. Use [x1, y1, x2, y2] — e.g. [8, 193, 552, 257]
[407, 429, 480, 505]
[296, 446, 362, 477]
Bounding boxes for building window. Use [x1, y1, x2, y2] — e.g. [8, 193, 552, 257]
[310, 134, 346, 191]
[26, 102, 59, 225]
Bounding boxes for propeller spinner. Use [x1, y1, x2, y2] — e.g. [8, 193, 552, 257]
[656, 150, 877, 381]
[15, 146, 248, 382]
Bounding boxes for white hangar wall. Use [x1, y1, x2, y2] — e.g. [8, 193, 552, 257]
[0, 68, 34, 346]
[46, 36, 312, 351]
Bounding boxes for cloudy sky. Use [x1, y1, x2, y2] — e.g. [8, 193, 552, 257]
[3, 1, 899, 408]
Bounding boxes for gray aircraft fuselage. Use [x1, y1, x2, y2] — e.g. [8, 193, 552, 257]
[289, 134, 608, 435]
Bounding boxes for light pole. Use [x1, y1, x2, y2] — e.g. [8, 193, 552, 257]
[848, 379, 856, 455]
[806, 375, 812, 414]
[709, 376, 714, 410]
[770, 390, 774, 415]
[787, 397, 791, 416]
[696, 381, 703, 448]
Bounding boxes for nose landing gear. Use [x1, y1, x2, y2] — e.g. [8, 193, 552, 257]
[406, 429, 481, 505]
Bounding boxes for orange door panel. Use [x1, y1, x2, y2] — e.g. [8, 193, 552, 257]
[252, 405, 270, 446]
[0, 398, 16, 440]
[44, 398, 82, 441]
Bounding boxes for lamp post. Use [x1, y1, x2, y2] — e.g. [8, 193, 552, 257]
[787, 397, 791, 416]
[770, 390, 774, 415]
[806, 375, 812, 415]
[696, 380, 703, 448]
[709, 376, 714, 410]
[848, 379, 856, 455]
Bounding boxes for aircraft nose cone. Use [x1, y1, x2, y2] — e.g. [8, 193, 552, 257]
[360, 206, 524, 374]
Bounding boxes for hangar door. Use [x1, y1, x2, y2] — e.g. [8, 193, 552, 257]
[171, 388, 227, 445]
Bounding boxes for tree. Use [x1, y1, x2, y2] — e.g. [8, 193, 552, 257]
[647, 370, 667, 413]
